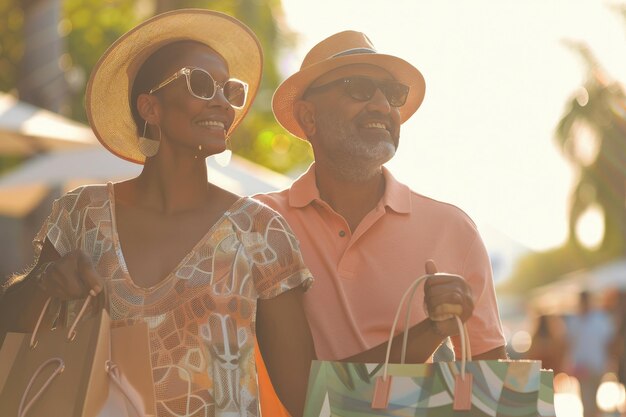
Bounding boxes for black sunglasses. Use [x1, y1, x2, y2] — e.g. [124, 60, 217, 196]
[149, 67, 248, 109]
[305, 76, 410, 107]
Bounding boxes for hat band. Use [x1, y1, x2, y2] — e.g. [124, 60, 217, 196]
[332, 48, 376, 58]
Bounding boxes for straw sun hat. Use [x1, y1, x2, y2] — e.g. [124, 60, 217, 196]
[85, 9, 263, 164]
[272, 30, 426, 140]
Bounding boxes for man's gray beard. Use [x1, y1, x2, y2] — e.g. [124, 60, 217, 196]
[317, 117, 397, 182]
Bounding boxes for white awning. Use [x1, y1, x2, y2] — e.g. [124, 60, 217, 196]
[0, 92, 97, 155]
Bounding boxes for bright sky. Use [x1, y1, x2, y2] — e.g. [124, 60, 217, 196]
[280, 0, 626, 252]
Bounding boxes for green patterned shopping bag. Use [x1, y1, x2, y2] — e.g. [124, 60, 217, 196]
[303, 359, 555, 417]
[303, 274, 556, 417]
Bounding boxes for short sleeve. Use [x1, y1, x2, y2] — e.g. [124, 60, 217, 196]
[249, 211, 313, 299]
[32, 186, 106, 261]
[33, 191, 80, 260]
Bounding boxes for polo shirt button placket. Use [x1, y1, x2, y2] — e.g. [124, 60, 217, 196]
[338, 230, 346, 238]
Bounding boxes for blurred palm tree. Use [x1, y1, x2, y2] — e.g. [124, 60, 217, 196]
[555, 41, 626, 257]
[502, 8, 626, 294]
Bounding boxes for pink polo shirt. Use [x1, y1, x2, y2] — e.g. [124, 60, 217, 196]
[255, 164, 505, 360]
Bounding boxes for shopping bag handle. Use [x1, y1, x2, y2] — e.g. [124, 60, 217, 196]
[372, 273, 473, 410]
[17, 358, 65, 417]
[380, 274, 471, 380]
[104, 360, 150, 416]
[30, 292, 96, 348]
[19, 295, 94, 417]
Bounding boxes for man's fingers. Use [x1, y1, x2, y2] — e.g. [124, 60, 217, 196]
[433, 303, 464, 317]
[424, 260, 473, 321]
[425, 259, 438, 275]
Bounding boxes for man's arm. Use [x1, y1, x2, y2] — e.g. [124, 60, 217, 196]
[344, 260, 505, 364]
[474, 345, 508, 360]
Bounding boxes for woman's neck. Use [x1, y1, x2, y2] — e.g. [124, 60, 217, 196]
[124, 153, 211, 214]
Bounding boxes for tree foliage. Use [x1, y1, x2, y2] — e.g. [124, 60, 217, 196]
[0, 0, 24, 94]
[1, 0, 313, 175]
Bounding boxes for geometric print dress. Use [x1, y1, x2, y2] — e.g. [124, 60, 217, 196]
[34, 184, 313, 417]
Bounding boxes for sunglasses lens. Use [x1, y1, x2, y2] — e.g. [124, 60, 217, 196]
[346, 78, 378, 102]
[345, 77, 409, 107]
[189, 69, 215, 99]
[383, 81, 409, 107]
[223, 80, 247, 108]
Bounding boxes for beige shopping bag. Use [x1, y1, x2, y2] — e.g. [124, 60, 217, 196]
[0, 297, 109, 417]
[0, 296, 156, 417]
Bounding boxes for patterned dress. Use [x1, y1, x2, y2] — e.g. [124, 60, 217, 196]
[34, 184, 313, 417]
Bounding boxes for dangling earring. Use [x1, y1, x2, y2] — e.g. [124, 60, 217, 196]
[215, 136, 232, 167]
[138, 121, 161, 157]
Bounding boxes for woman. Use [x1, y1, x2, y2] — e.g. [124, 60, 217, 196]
[1, 9, 314, 417]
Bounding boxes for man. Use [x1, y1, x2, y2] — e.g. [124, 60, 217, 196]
[257, 30, 507, 363]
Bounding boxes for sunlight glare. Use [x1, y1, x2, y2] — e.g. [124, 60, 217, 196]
[572, 121, 600, 166]
[597, 373, 626, 412]
[510, 330, 532, 354]
[555, 393, 583, 417]
[575, 86, 589, 107]
[575, 204, 605, 250]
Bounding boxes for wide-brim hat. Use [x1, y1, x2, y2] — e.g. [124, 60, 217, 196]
[272, 30, 425, 140]
[85, 9, 263, 164]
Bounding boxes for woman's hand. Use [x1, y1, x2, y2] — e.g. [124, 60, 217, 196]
[35, 250, 103, 300]
[424, 260, 474, 337]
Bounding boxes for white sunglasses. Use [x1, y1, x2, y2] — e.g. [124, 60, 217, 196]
[149, 67, 248, 109]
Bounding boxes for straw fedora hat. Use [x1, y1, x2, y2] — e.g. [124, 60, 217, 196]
[85, 9, 263, 164]
[272, 30, 425, 140]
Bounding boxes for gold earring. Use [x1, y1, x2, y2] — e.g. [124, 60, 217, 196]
[138, 121, 160, 157]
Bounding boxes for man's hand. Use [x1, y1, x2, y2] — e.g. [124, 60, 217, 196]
[424, 260, 474, 337]
[35, 250, 103, 300]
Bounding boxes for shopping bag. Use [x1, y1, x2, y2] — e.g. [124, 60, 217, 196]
[0, 295, 156, 417]
[99, 321, 156, 417]
[0, 296, 109, 417]
[538, 370, 556, 417]
[303, 274, 556, 417]
[304, 360, 555, 416]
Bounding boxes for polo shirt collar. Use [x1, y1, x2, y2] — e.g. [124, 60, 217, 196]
[288, 163, 411, 214]
[288, 163, 320, 208]
[381, 166, 411, 214]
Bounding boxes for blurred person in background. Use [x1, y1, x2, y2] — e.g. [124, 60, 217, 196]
[566, 290, 615, 417]
[526, 314, 568, 375]
[610, 291, 626, 390]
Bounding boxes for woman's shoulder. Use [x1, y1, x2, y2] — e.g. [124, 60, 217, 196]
[230, 197, 291, 231]
[54, 183, 110, 212]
